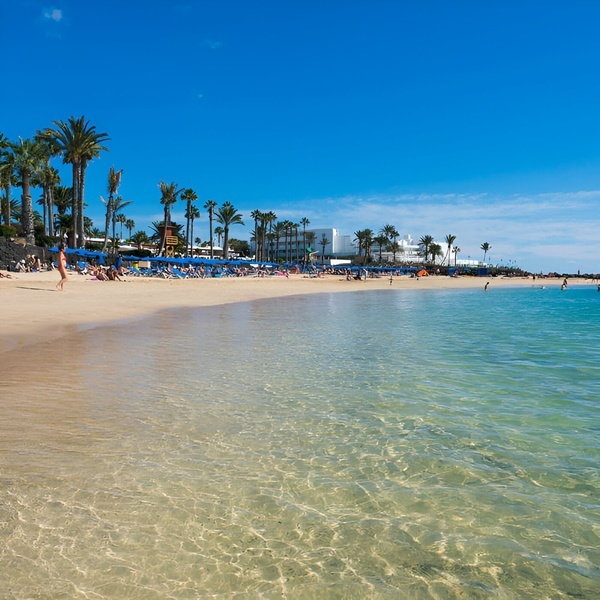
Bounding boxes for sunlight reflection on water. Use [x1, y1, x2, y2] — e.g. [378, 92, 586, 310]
[0, 287, 598, 598]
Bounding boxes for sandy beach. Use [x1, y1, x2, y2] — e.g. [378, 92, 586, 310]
[0, 269, 587, 354]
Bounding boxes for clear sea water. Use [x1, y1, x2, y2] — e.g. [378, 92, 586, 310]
[0, 285, 598, 599]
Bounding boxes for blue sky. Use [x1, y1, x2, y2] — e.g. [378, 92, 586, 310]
[2, 0, 599, 273]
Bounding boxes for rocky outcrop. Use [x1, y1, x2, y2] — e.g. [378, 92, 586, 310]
[0, 238, 53, 271]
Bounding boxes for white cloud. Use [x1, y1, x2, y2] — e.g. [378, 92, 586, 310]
[43, 8, 62, 22]
[291, 190, 600, 274]
[203, 39, 223, 50]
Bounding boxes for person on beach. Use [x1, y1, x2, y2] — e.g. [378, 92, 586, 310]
[56, 243, 68, 291]
[484, 281, 490, 292]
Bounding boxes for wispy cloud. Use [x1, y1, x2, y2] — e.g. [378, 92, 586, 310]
[277, 190, 600, 273]
[43, 8, 63, 22]
[203, 39, 223, 50]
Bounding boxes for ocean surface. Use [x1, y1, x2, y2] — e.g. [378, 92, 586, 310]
[0, 285, 598, 598]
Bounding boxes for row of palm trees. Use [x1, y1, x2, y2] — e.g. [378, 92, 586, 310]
[0, 117, 248, 260]
[2, 116, 494, 265]
[0, 117, 109, 247]
[249, 212, 316, 263]
[154, 182, 244, 260]
[353, 228, 493, 266]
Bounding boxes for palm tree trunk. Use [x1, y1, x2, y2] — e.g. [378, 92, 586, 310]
[21, 175, 35, 245]
[70, 162, 79, 247]
[48, 186, 55, 236]
[222, 227, 229, 260]
[77, 161, 86, 247]
[2, 184, 10, 226]
[190, 218, 194, 256]
[101, 197, 113, 253]
[208, 212, 214, 259]
[41, 187, 48, 235]
[185, 200, 191, 257]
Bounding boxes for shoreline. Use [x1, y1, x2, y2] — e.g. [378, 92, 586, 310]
[1, 270, 593, 354]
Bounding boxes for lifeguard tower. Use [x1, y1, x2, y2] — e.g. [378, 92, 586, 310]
[157, 225, 179, 257]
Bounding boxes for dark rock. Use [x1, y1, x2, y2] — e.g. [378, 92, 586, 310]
[0, 238, 54, 271]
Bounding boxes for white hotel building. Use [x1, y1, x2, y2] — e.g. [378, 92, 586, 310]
[262, 228, 479, 267]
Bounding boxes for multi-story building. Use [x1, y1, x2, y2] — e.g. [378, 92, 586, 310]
[254, 228, 479, 267]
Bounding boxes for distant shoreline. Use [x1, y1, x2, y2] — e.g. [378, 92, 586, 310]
[1, 270, 594, 354]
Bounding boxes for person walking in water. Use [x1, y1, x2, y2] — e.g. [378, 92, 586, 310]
[56, 243, 68, 291]
[484, 281, 490, 292]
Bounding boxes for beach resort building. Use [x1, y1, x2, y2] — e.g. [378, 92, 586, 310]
[256, 228, 356, 263]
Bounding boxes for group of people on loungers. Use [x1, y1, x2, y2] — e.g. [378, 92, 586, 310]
[80, 264, 123, 281]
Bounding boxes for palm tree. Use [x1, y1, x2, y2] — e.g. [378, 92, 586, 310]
[430, 243, 443, 265]
[53, 185, 72, 216]
[354, 229, 365, 261]
[273, 221, 285, 261]
[374, 234, 388, 263]
[319, 233, 330, 265]
[125, 219, 135, 241]
[444, 234, 457, 266]
[215, 201, 244, 260]
[250, 209, 262, 260]
[453, 246, 461, 267]
[186, 204, 200, 256]
[300, 216, 310, 263]
[362, 229, 374, 262]
[481, 242, 492, 264]
[101, 166, 123, 252]
[292, 222, 300, 263]
[31, 139, 59, 236]
[181, 188, 198, 257]
[88, 226, 103, 238]
[111, 196, 132, 250]
[381, 224, 399, 262]
[203, 199, 217, 259]
[381, 223, 398, 244]
[157, 181, 183, 255]
[115, 213, 126, 242]
[130, 230, 149, 251]
[214, 226, 224, 248]
[264, 211, 277, 261]
[0, 136, 18, 227]
[40, 116, 109, 247]
[388, 240, 403, 263]
[280, 220, 289, 262]
[419, 235, 434, 263]
[8, 137, 46, 244]
[55, 214, 72, 239]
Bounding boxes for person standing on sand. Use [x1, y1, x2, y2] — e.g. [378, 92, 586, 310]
[56, 243, 68, 291]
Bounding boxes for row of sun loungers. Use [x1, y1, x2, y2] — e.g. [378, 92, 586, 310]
[125, 265, 279, 278]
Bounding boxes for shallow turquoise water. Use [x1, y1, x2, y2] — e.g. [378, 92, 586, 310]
[0, 285, 598, 598]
